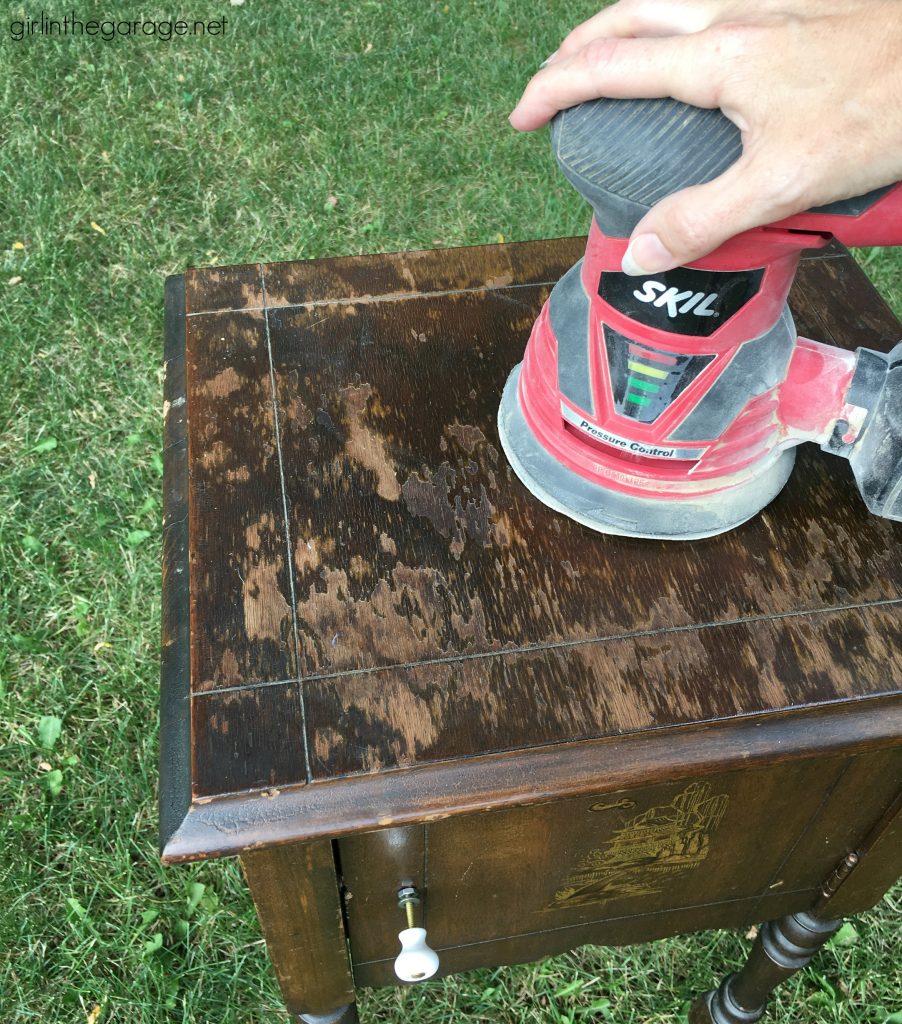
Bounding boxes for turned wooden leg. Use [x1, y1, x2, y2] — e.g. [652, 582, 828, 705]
[296, 1007, 359, 1024]
[242, 841, 357, 1022]
[689, 911, 842, 1024]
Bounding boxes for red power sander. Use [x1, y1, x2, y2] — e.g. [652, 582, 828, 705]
[498, 98, 902, 539]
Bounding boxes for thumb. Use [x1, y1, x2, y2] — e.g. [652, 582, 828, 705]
[621, 153, 806, 274]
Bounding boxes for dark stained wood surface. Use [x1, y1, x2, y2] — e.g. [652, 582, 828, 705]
[162, 237, 902, 859]
[688, 910, 844, 1024]
[267, 263, 900, 686]
[303, 603, 902, 778]
[191, 682, 306, 796]
[773, 746, 902, 894]
[185, 308, 297, 694]
[161, 697, 901, 862]
[817, 789, 902, 918]
[339, 824, 426, 963]
[350, 889, 815, 988]
[241, 840, 355, 1016]
[338, 747, 902, 969]
[160, 276, 192, 851]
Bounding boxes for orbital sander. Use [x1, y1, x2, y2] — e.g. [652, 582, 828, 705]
[498, 98, 902, 539]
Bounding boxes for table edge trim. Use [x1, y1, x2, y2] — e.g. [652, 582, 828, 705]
[160, 273, 193, 856]
[161, 693, 901, 862]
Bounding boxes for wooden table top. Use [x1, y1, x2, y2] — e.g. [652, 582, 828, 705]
[161, 238, 902, 861]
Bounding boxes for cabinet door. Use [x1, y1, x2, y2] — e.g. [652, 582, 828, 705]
[339, 748, 902, 980]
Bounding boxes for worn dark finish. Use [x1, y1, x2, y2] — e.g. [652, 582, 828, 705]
[160, 275, 192, 853]
[340, 826, 426, 967]
[341, 748, 902, 977]
[191, 682, 305, 796]
[775, 747, 902, 895]
[163, 697, 902, 861]
[161, 238, 901, 1023]
[351, 890, 819, 988]
[168, 239, 902, 817]
[185, 305, 298, 698]
[814, 788, 902, 919]
[302, 604, 902, 778]
[184, 261, 264, 314]
[241, 840, 355, 1017]
[689, 912, 843, 1024]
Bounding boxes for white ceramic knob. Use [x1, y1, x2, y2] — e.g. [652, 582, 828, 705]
[393, 926, 439, 982]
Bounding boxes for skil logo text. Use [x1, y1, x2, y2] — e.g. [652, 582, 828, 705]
[632, 281, 720, 318]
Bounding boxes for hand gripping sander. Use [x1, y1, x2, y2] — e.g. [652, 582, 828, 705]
[498, 98, 902, 539]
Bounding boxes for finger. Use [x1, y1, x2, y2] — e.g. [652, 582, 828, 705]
[509, 34, 720, 131]
[555, 6, 653, 55]
[621, 152, 809, 273]
[555, 0, 716, 58]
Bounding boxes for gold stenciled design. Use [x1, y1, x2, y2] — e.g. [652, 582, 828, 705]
[589, 798, 636, 812]
[548, 781, 729, 909]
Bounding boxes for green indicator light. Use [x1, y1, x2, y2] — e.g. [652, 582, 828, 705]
[626, 392, 652, 407]
[630, 378, 660, 394]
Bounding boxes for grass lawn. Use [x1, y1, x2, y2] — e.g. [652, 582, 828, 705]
[1, 2, 899, 1022]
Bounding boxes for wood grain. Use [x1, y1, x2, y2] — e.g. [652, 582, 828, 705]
[262, 238, 585, 310]
[162, 238, 902, 1020]
[163, 237, 902, 851]
[185, 262, 264, 314]
[262, 242, 900, 784]
[192, 683, 306, 797]
[263, 254, 901, 682]
[303, 602, 902, 779]
[350, 888, 814, 987]
[162, 696, 901, 861]
[186, 306, 298, 695]
[338, 825, 426, 966]
[160, 275, 192, 852]
[818, 788, 902, 918]
[241, 840, 355, 1016]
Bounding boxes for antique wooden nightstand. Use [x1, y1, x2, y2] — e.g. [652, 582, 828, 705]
[161, 238, 902, 1024]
